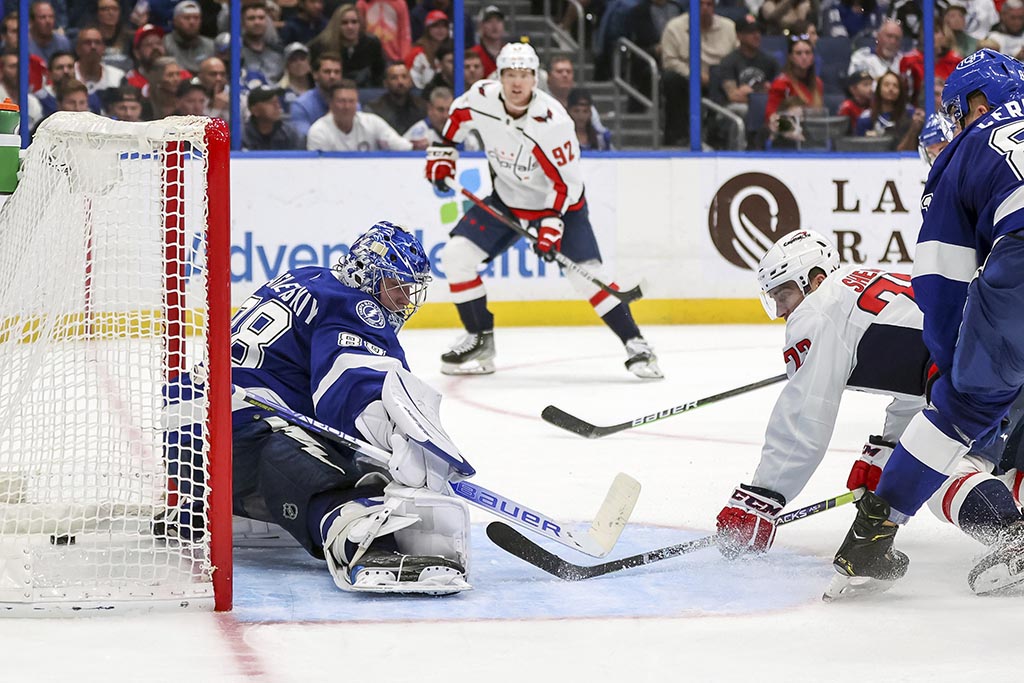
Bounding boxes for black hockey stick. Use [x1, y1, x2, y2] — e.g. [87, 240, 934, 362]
[451, 183, 643, 305]
[542, 373, 788, 438]
[486, 489, 861, 581]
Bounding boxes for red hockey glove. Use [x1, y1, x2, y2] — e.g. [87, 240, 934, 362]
[425, 145, 457, 192]
[846, 436, 895, 492]
[716, 484, 785, 559]
[533, 217, 563, 262]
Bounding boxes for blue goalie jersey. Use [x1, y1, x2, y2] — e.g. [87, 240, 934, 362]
[231, 267, 409, 437]
[916, 98, 1024, 439]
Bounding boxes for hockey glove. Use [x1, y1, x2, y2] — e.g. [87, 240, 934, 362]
[387, 431, 466, 493]
[425, 145, 458, 192]
[716, 484, 785, 559]
[846, 435, 895, 492]
[533, 217, 563, 262]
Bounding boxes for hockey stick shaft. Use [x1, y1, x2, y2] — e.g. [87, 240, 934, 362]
[237, 389, 638, 557]
[542, 373, 788, 438]
[486, 489, 861, 580]
[452, 184, 643, 305]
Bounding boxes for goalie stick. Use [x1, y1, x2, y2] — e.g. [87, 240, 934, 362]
[449, 183, 643, 306]
[238, 389, 640, 557]
[486, 488, 862, 580]
[542, 373, 788, 438]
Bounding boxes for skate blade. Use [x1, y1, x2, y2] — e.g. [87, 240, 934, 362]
[441, 359, 496, 376]
[628, 362, 664, 380]
[970, 561, 1024, 596]
[351, 569, 472, 595]
[822, 572, 897, 602]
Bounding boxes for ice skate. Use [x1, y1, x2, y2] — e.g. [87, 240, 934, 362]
[823, 491, 909, 601]
[624, 337, 663, 379]
[349, 548, 471, 595]
[969, 521, 1024, 596]
[441, 330, 496, 375]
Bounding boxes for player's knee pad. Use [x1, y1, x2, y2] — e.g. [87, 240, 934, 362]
[319, 482, 470, 593]
[926, 456, 1023, 545]
[441, 236, 488, 289]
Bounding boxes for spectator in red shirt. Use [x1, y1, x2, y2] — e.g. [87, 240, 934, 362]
[899, 25, 962, 106]
[839, 69, 874, 133]
[406, 11, 450, 89]
[356, 0, 413, 62]
[765, 36, 823, 120]
[125, 24, 167, 95]
[471, 5, 506, 76]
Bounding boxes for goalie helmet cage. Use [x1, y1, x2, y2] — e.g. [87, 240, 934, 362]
[0, 113, 232, 614]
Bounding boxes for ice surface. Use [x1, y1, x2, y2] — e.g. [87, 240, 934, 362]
[0, 325, 1020, 682]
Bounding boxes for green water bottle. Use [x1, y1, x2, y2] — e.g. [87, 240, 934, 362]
[0, 98, 21, 196]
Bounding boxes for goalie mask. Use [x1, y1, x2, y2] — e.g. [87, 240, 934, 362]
[757, 230, 840, 320]
[336, 221, 432, 331]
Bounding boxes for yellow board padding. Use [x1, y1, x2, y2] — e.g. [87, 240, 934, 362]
[0, 301, 775, 343]
[403, 299, 779, 328]
[0, 310, 207, 344]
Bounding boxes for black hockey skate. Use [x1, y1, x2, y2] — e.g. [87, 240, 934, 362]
[969, 521, 1024, 596]
[823, 491, 909, 601]
[624, 337, 663, 379]
[440, 330, 496, 375]
[349, 548, 470, 595]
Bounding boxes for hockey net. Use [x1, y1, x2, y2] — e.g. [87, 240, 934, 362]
[0, 113, 231, 614]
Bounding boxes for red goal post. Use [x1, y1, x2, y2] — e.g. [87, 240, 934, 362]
[0, 113, 232, 614]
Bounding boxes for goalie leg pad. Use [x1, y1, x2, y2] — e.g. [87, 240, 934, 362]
[320, 483, 471, 594]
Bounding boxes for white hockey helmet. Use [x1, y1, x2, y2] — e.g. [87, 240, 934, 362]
[756, 229, 840, 319]
[496, 42, 539, 74]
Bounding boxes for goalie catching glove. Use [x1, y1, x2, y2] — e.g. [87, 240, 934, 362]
[425, 145, 457, 192]
[716, 484, 786, 559]
[355, 366, 475, 493]
[532, 217, 563, 261]
[846, 435, 895, 492]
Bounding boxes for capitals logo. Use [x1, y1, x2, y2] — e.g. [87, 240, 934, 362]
[356, 299, 386, 329]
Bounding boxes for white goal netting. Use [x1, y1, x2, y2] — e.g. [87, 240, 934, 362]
[0, 113, 229, 614]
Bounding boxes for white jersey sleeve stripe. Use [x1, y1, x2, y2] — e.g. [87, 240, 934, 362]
[993, 183, 1024, 226]
[900, 411, 970, 475]
[312, 353, 402, 409]
[912, 240, 978, 283]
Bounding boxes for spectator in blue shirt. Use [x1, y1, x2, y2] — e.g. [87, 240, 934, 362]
[28, 1, 72, 62]
[290, 51, 343, 136]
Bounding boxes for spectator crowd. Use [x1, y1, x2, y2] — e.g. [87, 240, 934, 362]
[0, 0, 1003, 151]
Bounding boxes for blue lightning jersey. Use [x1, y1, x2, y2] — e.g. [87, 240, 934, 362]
[915, 98, 1024, 440]
[231, 267, 409, 437]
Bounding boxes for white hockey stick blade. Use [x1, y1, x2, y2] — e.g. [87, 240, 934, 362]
[582, 473, 641, 555]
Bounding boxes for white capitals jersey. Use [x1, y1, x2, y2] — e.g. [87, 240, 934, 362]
[442, 80, 584, 219]
[752, 266, 931, 502]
